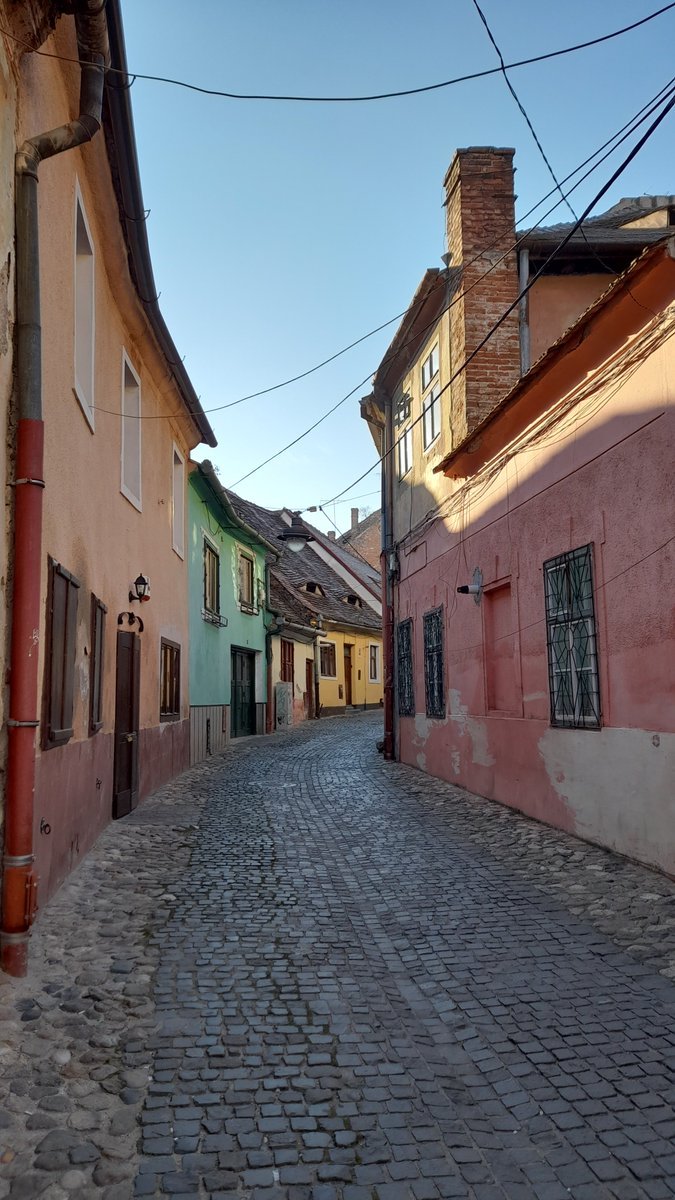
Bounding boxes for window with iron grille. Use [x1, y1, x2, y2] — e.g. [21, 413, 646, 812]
[160, 638, 181, 722]
[397, 618, 414, 716]
[423, 607, 445, 717]
[89, 594, 107, 734]
[45, 558, 81, 747]
[281, 638, 294, 684]
[544, 544, 600, 729]
[203, 539, 220, 616]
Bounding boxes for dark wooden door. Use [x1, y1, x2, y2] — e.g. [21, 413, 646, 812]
[113, 631, 140, 819]
[344, 644, 353, 706]
[304, 658, 314, 719]
[231, 648, 256, 737]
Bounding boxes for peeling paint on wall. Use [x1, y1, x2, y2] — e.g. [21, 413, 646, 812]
[539, 726, 675, 873]
[448, 689, 495, 768]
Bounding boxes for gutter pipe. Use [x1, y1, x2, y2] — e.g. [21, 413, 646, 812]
[1, 2, 108, 977]
[380, 388, 395, 760]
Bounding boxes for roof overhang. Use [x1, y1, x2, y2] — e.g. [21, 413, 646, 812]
[435, 238, 675, 480]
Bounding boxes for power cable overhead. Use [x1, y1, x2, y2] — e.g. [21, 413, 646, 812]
[317, 83, 675, 509]
[3, 5, 674, 102]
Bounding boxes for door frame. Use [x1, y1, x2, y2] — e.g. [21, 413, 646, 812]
[112, 629, 140, 819]
[231, 646, 256, 738]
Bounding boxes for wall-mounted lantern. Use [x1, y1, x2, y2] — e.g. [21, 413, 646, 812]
[129, 574, 150, 603]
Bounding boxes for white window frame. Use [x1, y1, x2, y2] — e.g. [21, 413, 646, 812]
[422, 383, 441, 451]
[172, 443, 185, 558]
[237, 549, 256, 613]
[397, 425, 413, 478]
[319, 641, 337, 678]
[73, 181, 95, 430]
[421, 344, 439, 392]
[120, 350, 142, 510]
[203, 533, 220, 618]
[368, 643, 381, 683]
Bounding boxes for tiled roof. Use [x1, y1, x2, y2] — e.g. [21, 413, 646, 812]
[228, 492, 381, 633]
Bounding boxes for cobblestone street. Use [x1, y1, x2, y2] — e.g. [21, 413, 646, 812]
[2, 711, 675, 1200]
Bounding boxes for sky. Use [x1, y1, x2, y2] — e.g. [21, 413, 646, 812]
[120, 0, 675, 537]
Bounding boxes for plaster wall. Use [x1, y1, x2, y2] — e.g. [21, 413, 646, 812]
[395, 322, 675, 875]
[188, 480, 268, 707]
[318, 629, 384, 712]
[18, 24, 206, 904]
[528, 274, 610, 367]
[271, 634, 315, 724]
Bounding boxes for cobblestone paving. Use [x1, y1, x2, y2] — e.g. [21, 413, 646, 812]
[1, 712, 675, 1200]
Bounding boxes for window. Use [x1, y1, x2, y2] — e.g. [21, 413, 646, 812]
[74, 188, 95, 428]
[423, 607, 445, 718]
[422, 384, 441, 450]
[544, 544, 600, 729]
[301, 581, 325, 596]
[238, 553, 255, 611]
[89, 594, 106, 734]
[342, 593, 362, 608]
[421, 345, 439, 392]
[397, 426, 413, 478]
[281, 638, 295, 684]
[395, 392, 411, 427]
[172, 445, 185, 557]
[320, 642, 337, 677]
[203, 539, 220, 616]
[121, 352, 141, 509]
[369, 643, 380, 683]
[45, 558, 81, 747]
[397, 618, 414, 716]
[160, 639, 180, 721]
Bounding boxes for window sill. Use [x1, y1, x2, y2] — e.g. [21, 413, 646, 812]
[73, 384, 95, 433]
[423, 434, 441, 455]
[120, 484, 142, 513]
[160, 712, 181, 723]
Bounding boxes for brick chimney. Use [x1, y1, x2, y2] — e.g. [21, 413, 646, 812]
[444, 148, 521, 439]
[351, 507, 359, 532]
[327, 530, 336, 541]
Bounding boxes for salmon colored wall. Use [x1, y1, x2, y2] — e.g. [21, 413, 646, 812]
[528, 274, 609, 366]
[17, 24, 204, 904]
[394, 310, 675, 876]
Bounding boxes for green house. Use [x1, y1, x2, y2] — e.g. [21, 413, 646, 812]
[188, 460, 277, 761]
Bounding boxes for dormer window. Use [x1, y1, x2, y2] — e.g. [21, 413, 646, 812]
[300, 581, 325, 596]
[342, 593, 362, 608]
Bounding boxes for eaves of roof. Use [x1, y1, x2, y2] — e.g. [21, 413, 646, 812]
[103, 1, 216, 448]
[191, 461, 279, 556]
[434, 237, 675, 477]
[370, 268, 451, 399]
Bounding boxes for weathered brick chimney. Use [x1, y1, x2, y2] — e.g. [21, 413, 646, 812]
[351, 507, 359, 532]
[444, 148, 521, 439]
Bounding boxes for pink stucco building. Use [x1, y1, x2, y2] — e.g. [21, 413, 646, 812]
[362, 148, 675, 877]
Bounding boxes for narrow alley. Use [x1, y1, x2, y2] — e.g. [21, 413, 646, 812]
[2, 712, 675, 1200]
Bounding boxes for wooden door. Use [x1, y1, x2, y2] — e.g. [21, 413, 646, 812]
[113, 631, 140, 819]
[304, 658, 314, 719]
[344, 644, 353, 706]
[231, 648, 256, 737]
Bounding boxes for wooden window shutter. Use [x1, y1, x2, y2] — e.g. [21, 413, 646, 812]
[46, 558, 81, 746]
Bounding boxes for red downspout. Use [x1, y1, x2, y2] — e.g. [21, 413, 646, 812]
[1, 5, 108, 976]
[381, 388, 395, 760]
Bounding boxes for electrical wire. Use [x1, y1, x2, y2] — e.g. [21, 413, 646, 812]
[316, 507, 376, 570]
[317, 83, 675, 509]
[91, 72, 675, 428]
[3, 5, 673, 102]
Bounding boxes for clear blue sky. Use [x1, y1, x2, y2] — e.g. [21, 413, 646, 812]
[121, 1, 674, 536]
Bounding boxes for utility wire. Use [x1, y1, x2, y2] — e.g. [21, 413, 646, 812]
[229, 76, 675, 490]
[3, 4, 673, 102]
[317, 84, 675, 509]
[91, 72, 675, 427]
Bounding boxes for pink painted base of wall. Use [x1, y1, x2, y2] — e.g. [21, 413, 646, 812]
[33, 719, 190, 912]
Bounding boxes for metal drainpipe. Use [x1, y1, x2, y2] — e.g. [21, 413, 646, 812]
[1, 2, 108, 977]
[263, 560, 276, 734]
[380, 389, 395, 760]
